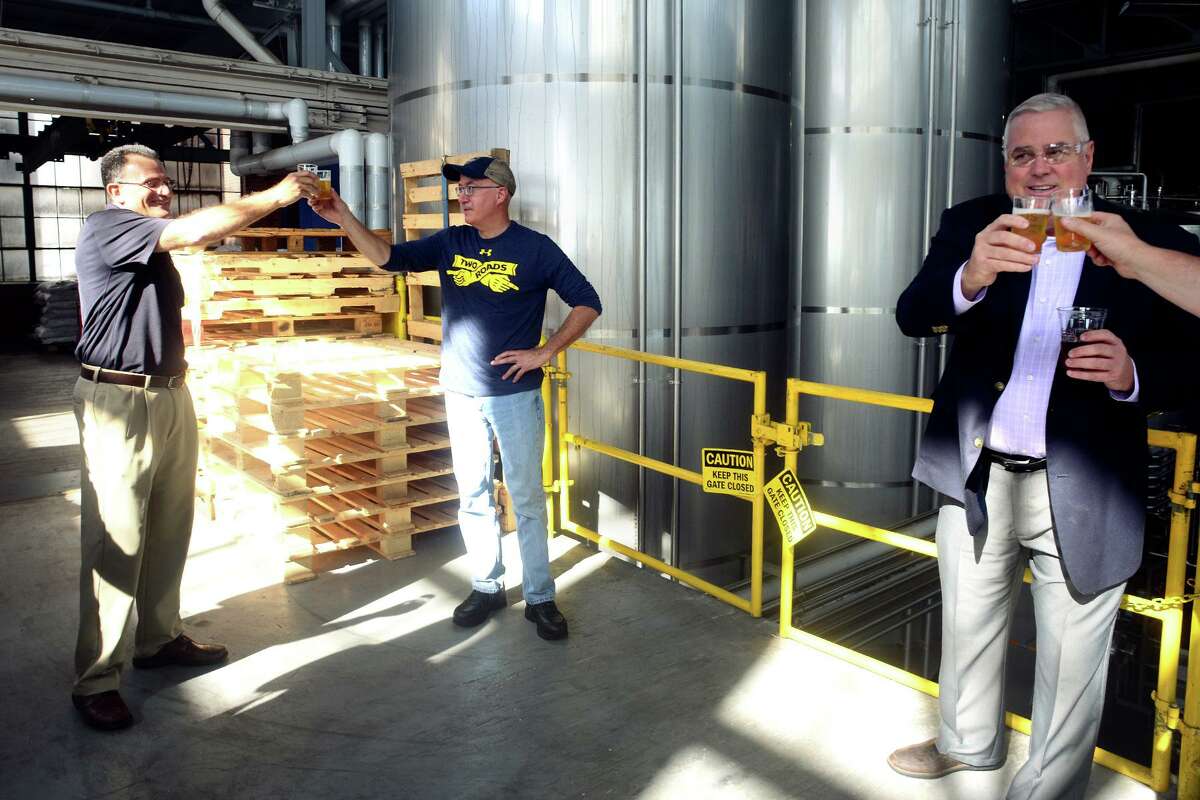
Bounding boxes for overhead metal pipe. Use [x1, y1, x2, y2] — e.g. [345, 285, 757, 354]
[358, 19, 373, 77]
[366, 132, 389, 230]
[0, 73, 309, 143]
[251, 132, 272, 154]
[327, 10, 343, 58]
[373, 22, 385, 78]
[45, 0, 264, 28]
[202, 0, 282, 65]
[231, 129, 366, 221]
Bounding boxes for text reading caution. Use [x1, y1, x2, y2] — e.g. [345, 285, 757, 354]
[764, 468, 817, 547]
[701, 448, 757, 498]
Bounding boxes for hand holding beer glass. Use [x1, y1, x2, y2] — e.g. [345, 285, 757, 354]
[1012, 196, 1051, 250]
[1057, 306, 1107, 375]
[298, 162, 333, 200]
[1052, 188, 1093, 252]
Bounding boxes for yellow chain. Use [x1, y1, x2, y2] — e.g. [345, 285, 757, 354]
[1124, 583, 1200, 613]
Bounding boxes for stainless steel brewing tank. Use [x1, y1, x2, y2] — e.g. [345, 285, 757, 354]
[390, 0, 795, 587]
[792, 0, 1008, 529]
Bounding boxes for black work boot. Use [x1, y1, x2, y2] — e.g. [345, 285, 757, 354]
[524, 600, 568, 640]
[452, 589, 508, 627]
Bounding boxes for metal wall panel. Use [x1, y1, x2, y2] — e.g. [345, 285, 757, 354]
[390, 0, 795, 586]
[791, 0, 1008, 530]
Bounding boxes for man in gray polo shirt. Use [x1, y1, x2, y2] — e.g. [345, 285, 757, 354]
[71, 144, 315, 731]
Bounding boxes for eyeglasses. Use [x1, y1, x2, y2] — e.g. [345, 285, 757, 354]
[115, 178, 178, 192]
[457, 184, 501, 197]
[1005, 141, 1088, 168]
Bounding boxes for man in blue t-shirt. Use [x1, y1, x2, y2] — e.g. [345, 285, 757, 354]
[312, 156, 601, 641]
[71, 144, 316, 731]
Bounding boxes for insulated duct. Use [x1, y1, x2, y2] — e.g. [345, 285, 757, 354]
[373, 22, 385, 78]
[327, 10, 343, 57]
[366, 132, 389, 231]
[0, 73, 309, 143]
[359, 20, 373, 77]
[231, 129, 366, 221]
[202, 0, 282, 65]
[251, 132, 272, 154]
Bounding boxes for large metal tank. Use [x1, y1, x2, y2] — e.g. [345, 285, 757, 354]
[791, 0, 1009, 532]
[390, 1, 796, 587]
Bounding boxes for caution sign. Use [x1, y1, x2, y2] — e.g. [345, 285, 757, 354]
[701, 448, 757, 498]
[764, 468, 818, 547]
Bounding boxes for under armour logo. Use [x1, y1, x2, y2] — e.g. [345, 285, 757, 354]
[480, 248, 493, 256]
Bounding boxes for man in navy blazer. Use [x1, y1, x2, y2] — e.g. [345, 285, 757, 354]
[887, 93, 1199, 799]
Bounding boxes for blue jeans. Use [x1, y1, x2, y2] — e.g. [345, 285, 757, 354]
[444, 388, 553, 604]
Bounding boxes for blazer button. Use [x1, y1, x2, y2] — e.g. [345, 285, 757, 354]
[973, 437, 983, 448]
[994, 381, 1005, 392]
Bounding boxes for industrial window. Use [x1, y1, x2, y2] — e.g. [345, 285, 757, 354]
[1, 117, 243, 283]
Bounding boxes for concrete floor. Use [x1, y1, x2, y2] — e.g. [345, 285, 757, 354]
[0, 351, 1164, 800]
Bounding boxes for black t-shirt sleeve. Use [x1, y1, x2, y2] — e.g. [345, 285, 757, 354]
[542, 237, 602, 314]
[385, 229, 448, 272]
[94, 209, 171, 270]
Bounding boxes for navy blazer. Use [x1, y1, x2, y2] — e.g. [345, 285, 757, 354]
[898, 193, 1200, 594]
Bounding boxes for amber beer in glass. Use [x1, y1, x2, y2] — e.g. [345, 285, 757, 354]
[1052, 188, 1093, 253]
[298, 163, 333, 200]
[1012, 196, 1051, 249]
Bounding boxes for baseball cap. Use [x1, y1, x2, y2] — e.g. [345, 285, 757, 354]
[441, 156, 516, 195]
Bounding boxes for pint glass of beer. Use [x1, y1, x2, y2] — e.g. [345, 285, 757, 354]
[1057, 306, 1107, 374]
[1012, 196, 1051, 250]
[297, 163, 334, 200]
[1052, 188, 1093, 252]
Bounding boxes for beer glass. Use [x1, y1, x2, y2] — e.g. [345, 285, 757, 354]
[1057, 306, 1107, 373]
[1051, 188, 1093, 252]
[1012, 195, 1051, 250]
[297, 163, 333, 200]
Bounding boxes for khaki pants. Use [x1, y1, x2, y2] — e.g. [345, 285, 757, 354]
[72, 376, 198, 696]
[936, 464, 1125, 800]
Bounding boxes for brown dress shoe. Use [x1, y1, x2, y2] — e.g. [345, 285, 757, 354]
[887, 739, 1001, 779]
[72, 690, 133, 731]
[132, 634, 228, 669]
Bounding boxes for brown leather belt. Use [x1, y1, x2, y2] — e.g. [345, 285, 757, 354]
[80, 365, 186, 389]
[984, 448, 1046, 473]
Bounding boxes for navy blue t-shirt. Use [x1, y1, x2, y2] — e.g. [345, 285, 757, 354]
[74, 207, 186, 375]
[386, 222, 602, 396]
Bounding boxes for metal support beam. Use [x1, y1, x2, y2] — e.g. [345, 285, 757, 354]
[40, 0, 271, 30]
[17, 113, 37, 283]
[0, 28, 386, 134]
[301, 0, 327, 70]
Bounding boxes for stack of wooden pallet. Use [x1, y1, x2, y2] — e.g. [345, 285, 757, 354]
[176, 229, 398, 348]
[200, 337, 460, 583]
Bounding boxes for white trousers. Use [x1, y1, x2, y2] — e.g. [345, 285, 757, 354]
[935, 463, 1125, 800]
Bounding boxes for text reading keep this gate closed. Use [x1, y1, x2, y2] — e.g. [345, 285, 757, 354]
[701, 448, 757, 499]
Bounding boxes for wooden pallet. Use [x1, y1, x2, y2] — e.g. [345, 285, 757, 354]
[186, 293, 400, 321]
[399, 147, 510, 343]
[207, 431, 453, 497]
[183, 313, 385, 347]
[175, 250, 383, 276]
[224, 226, 392, 253]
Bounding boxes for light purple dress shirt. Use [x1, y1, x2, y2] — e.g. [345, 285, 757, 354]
[952, 240, 1138, 458]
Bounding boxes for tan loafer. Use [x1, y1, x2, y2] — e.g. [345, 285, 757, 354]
[887, 739, 1001, 779]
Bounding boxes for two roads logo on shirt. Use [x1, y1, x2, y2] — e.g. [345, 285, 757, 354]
[448, 254, 520, 293]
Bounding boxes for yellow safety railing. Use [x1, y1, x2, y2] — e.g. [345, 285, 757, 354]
[546, 341, 769, 616]
[772, 377, 1198, 796]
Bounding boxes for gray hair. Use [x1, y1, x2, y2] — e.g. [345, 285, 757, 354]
[1001, 93, 1090, 154]
[100, 144, 161, 188]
